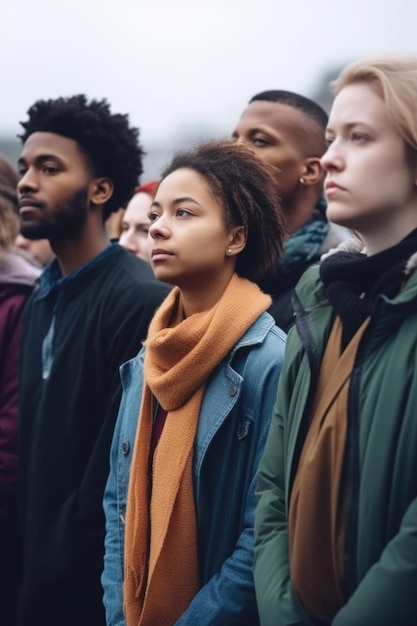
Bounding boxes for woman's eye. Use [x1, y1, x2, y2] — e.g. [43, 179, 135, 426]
[149, 212, 160, 222]
[176, 209, 191, 218]
[351, 132, 368, 143]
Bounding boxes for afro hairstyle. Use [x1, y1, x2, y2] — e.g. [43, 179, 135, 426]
[19, 94, 144, 220]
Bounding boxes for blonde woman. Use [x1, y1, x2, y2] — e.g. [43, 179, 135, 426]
[254, 55, 417, 626]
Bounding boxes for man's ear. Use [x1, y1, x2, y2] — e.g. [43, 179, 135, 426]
[300, 157, 324, 186]
[89, 177, 114, 207]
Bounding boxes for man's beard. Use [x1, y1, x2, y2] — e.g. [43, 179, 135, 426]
[20, 187, 89, 243]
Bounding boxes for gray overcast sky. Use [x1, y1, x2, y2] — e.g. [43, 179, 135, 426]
[2, 0, 417, 173]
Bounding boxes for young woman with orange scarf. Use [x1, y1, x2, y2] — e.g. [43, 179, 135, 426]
[102, 139, 287, 625]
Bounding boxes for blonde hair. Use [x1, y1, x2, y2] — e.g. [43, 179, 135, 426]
[0, 155, 19, 254]
[0, 199, 19, 254]
[332, 55, 417, 153]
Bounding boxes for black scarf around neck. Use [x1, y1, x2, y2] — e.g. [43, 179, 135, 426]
[320, 228, 417, 348]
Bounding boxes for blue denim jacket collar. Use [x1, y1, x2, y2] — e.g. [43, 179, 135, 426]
[103, 310, 285, 625]
[121, 312, 277, 469]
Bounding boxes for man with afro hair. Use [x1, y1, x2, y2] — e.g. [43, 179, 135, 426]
[16, 95, 170, 625]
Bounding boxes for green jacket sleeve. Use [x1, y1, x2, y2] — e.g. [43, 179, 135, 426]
[332, 497, 417, 626]
[254, 398, 313, 626]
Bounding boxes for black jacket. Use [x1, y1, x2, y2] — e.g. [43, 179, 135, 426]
[18, 244, 170, 625]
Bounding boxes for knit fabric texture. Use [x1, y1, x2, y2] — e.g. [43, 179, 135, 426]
[123, 274, 271, 626]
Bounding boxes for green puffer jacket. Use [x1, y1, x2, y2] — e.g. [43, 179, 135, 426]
[254, 247, 417, 626]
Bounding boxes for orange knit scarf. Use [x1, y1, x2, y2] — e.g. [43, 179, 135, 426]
[123, 274, 271, 626]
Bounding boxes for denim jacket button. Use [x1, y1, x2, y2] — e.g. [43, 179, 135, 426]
[229, 385, 237, 396]
[121, 442, 130, 455]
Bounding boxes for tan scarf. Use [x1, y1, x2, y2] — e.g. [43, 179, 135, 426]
[123, 273, 271, 626]
[289, 316, 370, 621]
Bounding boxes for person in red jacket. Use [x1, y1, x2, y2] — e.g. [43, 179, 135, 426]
[0, 154, 40, 626]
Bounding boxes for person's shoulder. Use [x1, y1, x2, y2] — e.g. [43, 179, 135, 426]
[287, 263, 326, 324]
[259, 311, 287, 348]
[234, 311, 287, 370]
[237, 310, 285, 342]
[107, 245, 153, 280]
[298, 262, 321, 285]
[0, 285, 31, 321]
[0, 251, 41, 290]
[103, 247, 171, 296]
[259, 313, 287, 363]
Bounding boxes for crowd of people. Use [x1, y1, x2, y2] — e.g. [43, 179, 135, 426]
[0, 53, 416, 626]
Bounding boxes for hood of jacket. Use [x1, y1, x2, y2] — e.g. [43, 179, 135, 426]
[0, 250, 41, 287]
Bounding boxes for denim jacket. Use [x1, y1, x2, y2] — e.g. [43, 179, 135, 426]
[102, 312, 286, 626]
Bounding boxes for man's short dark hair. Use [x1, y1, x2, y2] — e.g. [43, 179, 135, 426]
[19, 94, 144, 219]
[250, 90, 328, 130]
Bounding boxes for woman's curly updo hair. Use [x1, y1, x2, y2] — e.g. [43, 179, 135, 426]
[160, 139, 286, 288]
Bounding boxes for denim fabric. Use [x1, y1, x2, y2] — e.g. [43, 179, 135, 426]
[102, 312, 286, 626]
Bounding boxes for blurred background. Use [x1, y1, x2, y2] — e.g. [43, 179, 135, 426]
[1, 0, 416, 179]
